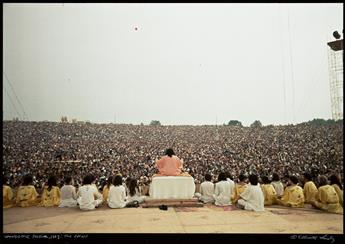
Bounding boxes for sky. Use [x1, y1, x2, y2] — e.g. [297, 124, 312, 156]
[3, 3, 343, 126]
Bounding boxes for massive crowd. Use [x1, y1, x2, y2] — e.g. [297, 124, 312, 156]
[3, 120, 343, 192]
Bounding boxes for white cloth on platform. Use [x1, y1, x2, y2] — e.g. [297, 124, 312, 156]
[149, 176, 195, 199]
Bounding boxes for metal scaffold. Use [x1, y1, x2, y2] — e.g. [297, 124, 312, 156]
[327, 33, 343, 121]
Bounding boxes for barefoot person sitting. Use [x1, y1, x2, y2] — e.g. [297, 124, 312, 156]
[155, 148, 185, 176]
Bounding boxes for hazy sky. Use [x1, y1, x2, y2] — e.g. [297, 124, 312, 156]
[3, 3, 343, 126]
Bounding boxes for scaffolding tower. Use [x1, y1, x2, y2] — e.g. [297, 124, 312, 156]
[327, 39, 343, 121]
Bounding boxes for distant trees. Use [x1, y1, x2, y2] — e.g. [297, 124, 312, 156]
[150, 120, 161, 126]
[61, 116, 68, 123]
[250, 120, 262, 128]
[227, 120, 243, 127]
[305, 118, 342, 126]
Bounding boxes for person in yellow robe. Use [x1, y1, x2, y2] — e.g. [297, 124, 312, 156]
[302, 172, 318, 204]
[40, 176, 61, 207]
[102, 176, 113, 204]
[260, 176, 277, 205]
[16, 175, 39, 207]
[232, 174, 247, 204]
[277, 175, 304, 208]
[330, 174, 343, 207]
[311, 175, 343, 214]
[3, 176, 14, 209]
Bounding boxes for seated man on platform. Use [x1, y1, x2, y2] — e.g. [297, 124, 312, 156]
[276, 175, 304, 208]
[195, 173, 215, 203]
[155, 148, 185, 176]
[311, 175, 343, 214]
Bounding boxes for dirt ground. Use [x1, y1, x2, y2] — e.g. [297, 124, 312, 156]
[3, 203, 343, 233]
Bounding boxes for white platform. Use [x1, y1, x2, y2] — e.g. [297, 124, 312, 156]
[149, 176, 196, 199]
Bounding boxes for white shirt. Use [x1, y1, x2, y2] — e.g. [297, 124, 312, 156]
[239, 184, 264, 211]
[108, 185, 127, 208]
[77, 184, 103, 210]
[271, 181, 284, 197]
[227, 178, 235, 193]
[200, 181, 215, 203]
[59, 185, 77, 207]
[214, 180, 232, 206]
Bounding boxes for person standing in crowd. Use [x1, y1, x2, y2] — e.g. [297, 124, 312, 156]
[16, 174, 39, 207]
[260, 175, 277, 206]
[41, 175, 61, 207]
[59, 176, 77, 207]
[302, 172, 318, 204]
[232, 174, 248, 204]
[3, 176, 14, 209]
[77, 174, 103, 210]
[277, 175, 304, 208]
[108, 175, 127, 209]
[195, 173, 215, 203]
[102, 176, 113, 205]
[213, 172, 232, 206]
[155, 148, 183, 176]
[271, 173, 284, 197]
[330, 174, 343, 207]
[237, 174, 265, 212]
[311, 175, 343, 214]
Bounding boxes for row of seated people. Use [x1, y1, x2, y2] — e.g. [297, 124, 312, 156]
[195, 172, 343, 214]
[3, 171, 343, 215]
[3, 174, 145, 210]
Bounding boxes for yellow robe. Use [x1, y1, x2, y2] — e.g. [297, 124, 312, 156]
[277, 185, 304, 208]
[314, 185, 343, 214]
[303, 181, 318, 203]
[3, 185, 14, 208]
[261, 184, 277, 205]
[103, 185, 110, 204]
[332, 184, 343, 207]
[40, 186, 61, 207]
[16, 185, 39, 207]
[232, 183, 247, 203]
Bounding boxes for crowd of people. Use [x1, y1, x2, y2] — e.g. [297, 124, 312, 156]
[3, 120, 343, 192]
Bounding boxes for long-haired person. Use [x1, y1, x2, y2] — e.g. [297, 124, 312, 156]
[108, 175, 127, 209]
[16, 174, 39, 207]
[213, 172, 232, 206]
[102, 176, 113, 205]
[271, 173, 284, 197]
[330, 174, 343, 207]
[277, 175, 304, 208]
[237, 174, 264, 212]
[41, 175, 61, 207]
[302, 172, 318, 204]
[127, 178, 145, 205]
[59, 176, 77, 208]
[77, 174, 103, 210]
[3, 176, 14, 209]
[232, 174, 248, 204]
[155, 148, 183, 176]
[311, 175, 343, 214]
[260, 175, 277, 206]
